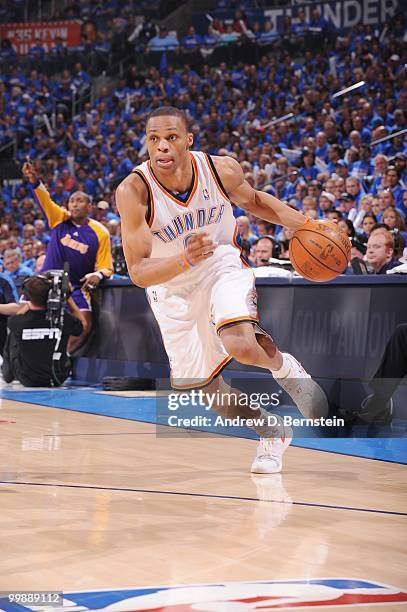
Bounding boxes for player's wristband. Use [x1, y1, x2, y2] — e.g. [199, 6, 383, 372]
[95, 271, 104, 280]
[181, 252, 194, 269]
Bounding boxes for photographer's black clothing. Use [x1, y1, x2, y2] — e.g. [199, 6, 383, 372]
[2, 309, 82, 386]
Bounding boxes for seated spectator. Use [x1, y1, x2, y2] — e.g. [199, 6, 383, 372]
[147, 26, 179, 51]
[232, 9, 250, 36]
[236, 215, 258, 246]
[358, 212, 377, 241]
[3, 248, 33, 281]
[33, 219, 50, 245]
[378, 189, 396, 210]
[386, 166, 405, 211]
[338, 218, 355, 238]
[299, 150, 319, 182]
[350, 237, 367, 261]
[366, 228, 400, 274]
[345, 177, 365, 207]
[253, 236, 279, 267]
[302, 196, 318, 218]
[319, 191, 335, 216]
[370, 154, 389, 194]
[334, 160, 349, 180]
[381, 207, 407, 243]
[258, 22, 277, 45]
[219, 24, 240, 44]
[22, 241, 36, 271]
[279, 227, 296, 259]
[337, 192, 356, 221]
[394, 152, 406, 186]
[256, 220, 275, 237]
[326, 209, 343, 222]
[182, 26, 203, 51]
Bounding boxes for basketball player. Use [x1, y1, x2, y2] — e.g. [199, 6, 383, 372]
[116, 107, 327, 474]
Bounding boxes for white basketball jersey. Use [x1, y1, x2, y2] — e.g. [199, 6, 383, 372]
[134, 151, 239, 259]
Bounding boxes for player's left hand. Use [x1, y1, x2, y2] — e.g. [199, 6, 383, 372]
[81, 273, 101, 290]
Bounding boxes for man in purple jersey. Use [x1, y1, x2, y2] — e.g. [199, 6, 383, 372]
[22, 162, 113, 352]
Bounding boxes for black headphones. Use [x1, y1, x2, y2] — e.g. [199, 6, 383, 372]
[21, 273, 52, 291]
[258, 235, 282, 260]
[21, 274, 52, 301]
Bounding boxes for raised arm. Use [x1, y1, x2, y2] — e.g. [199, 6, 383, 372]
[213, 155, 308, 230]
[115, 174, 215, 288]
[22, 161, 70, 228]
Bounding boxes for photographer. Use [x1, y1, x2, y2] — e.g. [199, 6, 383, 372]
[2, 275, 83, 387]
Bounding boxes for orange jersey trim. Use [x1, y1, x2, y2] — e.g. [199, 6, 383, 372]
[216, 316, 259, 335]
[147, 154, 198, 208]
[171, 355, 233, 390]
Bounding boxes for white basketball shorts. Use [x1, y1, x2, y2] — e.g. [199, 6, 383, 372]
[146, 245, 262, 388]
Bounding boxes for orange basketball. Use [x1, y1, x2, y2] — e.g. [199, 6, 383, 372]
[289, 220, 351, 282]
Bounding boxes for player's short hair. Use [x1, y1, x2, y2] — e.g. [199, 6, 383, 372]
[146, 106, 189, 130]
[69, 191, 92, 205]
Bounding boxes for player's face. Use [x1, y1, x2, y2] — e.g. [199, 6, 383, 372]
[68, 193, 91, 221]
[146, 116, 193, 173]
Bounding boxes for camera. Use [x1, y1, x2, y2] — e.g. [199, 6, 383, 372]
[45, 264, 70, 327]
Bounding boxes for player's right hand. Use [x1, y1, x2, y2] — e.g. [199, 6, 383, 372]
[185, 232, 216, 266]
[22, 161, 38, 184]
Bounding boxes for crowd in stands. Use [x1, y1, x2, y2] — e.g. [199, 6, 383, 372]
[0, 5, 406, 285]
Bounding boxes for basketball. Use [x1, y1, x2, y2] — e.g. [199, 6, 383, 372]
[289, 220, 351, 282]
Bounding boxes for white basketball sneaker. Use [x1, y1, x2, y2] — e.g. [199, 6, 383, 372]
[251, 436, 292, 474]
[276, 353, 328, 418]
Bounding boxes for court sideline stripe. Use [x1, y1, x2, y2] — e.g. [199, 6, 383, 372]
[2, 394, 406, 465]
[0, 480, 405, 517]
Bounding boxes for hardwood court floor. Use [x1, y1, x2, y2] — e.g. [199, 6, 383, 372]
[0, 397, 406, 611]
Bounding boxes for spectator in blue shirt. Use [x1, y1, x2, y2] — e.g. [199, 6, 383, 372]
[3, 248, 33, 281]
[147, 27, 179, 51]
[394, 153, 407, 186]
[182, 26, 203, 51]
[299, 150, 319, 182]
[22, 241, 36, 271]
[33, 219, 50, 245]
[386, 167, 405, 211]
[30, 38, 45, 62]
[315, 131, 329, 162]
